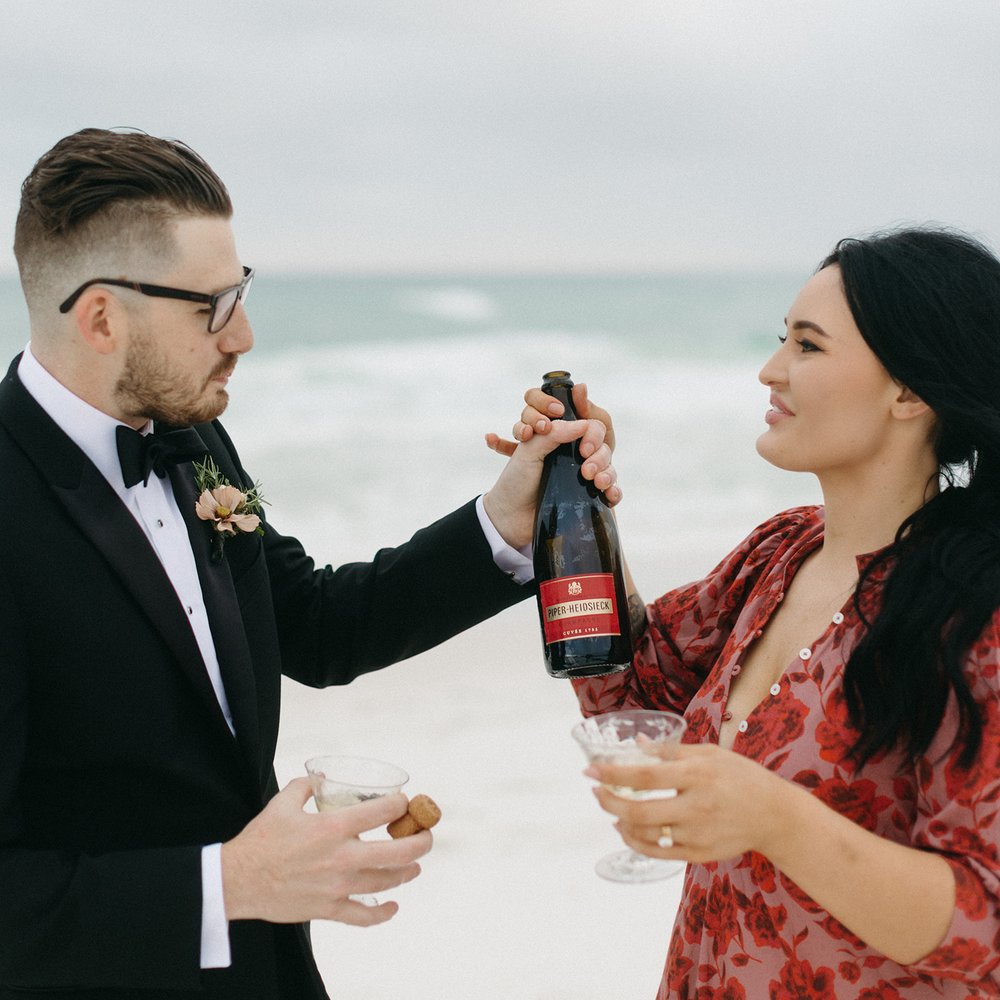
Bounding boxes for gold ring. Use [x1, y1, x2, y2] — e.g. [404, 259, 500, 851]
[657, 824, 674, 848]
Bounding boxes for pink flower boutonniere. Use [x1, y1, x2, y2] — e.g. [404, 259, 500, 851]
[193, 457, 266, 562]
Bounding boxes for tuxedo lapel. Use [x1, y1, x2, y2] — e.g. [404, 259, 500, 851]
[170, 463, 262, 773]
[0, 363, 242, 752]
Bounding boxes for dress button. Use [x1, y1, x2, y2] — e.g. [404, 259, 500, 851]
[722, 710, 733, 722]
[770, 682, 781, 696]
[737, 720, 749, 733]
[799, 647, 812, 660]
[732, 663, 742, 675]
[776, 592, 785, 602]
[832, 611, 845, 624]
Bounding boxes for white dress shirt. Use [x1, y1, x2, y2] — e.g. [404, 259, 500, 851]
[17, 345, 533, 970]
[474, 495, 534, 584]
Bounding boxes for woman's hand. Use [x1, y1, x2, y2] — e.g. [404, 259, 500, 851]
[587, 742, 790, 865]
[484, 382, 621, 507]
[588, 738, 958, 966]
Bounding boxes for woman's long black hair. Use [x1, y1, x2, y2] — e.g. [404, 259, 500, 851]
[822, 227, 1000, 769]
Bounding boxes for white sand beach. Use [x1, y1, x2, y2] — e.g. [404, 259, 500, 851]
[274, 606, 684, 1000]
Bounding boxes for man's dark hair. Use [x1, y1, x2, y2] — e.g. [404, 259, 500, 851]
[14, 128, 232, 311]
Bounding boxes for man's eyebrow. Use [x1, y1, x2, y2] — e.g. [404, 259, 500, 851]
[783, 318, 831, 338]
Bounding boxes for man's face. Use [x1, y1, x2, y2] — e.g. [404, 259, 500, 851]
[113, 216, 253, 427]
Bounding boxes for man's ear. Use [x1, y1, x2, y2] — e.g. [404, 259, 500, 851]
[891, 384, 932, 421]
[71, 287, 126, 356]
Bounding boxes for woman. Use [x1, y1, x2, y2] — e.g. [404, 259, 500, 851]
[497, 228, 1000, 998]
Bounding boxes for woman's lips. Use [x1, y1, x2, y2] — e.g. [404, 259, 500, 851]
[765, 393, 793, 424]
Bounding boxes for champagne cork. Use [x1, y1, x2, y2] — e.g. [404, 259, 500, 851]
[387, 794, 442, 838]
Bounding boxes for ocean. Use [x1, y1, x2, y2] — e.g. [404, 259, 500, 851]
[0, 269, 822, 597]
[0, 270, 827, 997]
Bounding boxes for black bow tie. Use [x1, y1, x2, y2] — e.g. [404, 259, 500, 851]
[116, 425, 208, 489]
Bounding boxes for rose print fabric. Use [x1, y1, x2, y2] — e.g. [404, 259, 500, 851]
[574, 507, 1000, 999]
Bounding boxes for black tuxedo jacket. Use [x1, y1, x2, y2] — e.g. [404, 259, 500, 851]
[0, 357, 528, 999]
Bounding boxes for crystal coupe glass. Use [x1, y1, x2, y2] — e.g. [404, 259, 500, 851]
[304, 755, 410, 904]
[571, 709, 687, 883]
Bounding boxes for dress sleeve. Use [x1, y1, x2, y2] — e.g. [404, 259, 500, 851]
[573, 507, 815, 716]
[903, 613, 1000, 988]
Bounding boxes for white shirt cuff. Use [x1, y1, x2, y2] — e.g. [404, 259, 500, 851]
[200, 843, 231, 969]
[475, 495, 534, 585]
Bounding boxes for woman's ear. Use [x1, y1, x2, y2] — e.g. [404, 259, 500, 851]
[891, 384, 932, 421]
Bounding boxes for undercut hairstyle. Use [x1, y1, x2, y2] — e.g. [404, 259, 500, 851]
[14, 128, 232, 313]
[820, 227, 1000, 770]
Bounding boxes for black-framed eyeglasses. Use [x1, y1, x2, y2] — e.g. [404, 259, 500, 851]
[58, 265, 254, 334]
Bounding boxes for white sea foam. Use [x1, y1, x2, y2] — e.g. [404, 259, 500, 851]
[397, 285, 499, 323]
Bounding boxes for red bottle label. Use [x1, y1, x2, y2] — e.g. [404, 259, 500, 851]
[538, 573, 620, 645]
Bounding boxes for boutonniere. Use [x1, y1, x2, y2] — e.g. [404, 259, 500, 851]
[193, 457, 266, 563]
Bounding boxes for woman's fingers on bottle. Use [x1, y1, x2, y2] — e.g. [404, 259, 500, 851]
[516, 386, 614, 450]
[524, 387, 564, 419]
[580, 445, 621, 504]
[521, 389, 565, 434]
[519, 407, 553, 437]
[593, 463, 617, 491]
[572, 383, 616, 450]
[588, 460, 620, 496]
[488, 416, 569, 456]
[513, 418, 542, 442]
[578, 420, 609, 460]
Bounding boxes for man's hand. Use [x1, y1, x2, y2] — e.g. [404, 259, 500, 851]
[482, 382, 619, 549]
[221, 778, 431, 927]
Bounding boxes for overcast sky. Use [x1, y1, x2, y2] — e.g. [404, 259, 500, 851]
[2, 0, 999, 273]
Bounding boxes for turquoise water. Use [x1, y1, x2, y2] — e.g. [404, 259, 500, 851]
[0, 271, 803, 362]
[0, 269, 818, 591]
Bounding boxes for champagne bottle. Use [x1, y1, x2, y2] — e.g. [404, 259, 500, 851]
[532, 371, 632, 678]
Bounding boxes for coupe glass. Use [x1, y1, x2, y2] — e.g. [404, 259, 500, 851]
[304, 755, 410, 905]
[571, 709, 687, 883]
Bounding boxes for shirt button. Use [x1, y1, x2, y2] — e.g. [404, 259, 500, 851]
[755, 629, 763, 637]
[157, 519, 164, 528]
[832, 611, 845, 624]
[776, 592, 785, 603]
[187, 606, 193, 615]
[732, 663, 742, 675]
[722, 710, 733, 722]
[737, 720, 749, 733]
[799, 647, 812, 660]
[770, 682, 781, 696]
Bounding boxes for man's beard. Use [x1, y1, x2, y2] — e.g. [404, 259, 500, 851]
[114, 329, 236, 428]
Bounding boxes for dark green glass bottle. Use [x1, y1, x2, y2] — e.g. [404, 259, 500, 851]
[532, 371, 632, 678]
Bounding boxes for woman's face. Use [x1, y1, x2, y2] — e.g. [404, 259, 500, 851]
[756, 264, 912, 479]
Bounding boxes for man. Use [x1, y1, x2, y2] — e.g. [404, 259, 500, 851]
[0, 129, 617, 999]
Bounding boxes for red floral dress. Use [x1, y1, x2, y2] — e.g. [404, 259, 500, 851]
[574, 507, 1000, 999]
